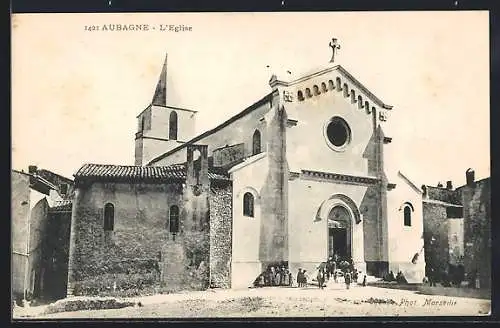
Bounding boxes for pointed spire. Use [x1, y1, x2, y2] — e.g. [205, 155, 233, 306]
[152, 53, 168, 106]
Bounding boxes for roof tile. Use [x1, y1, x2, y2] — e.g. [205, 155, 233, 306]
[74, 163, 230, 182]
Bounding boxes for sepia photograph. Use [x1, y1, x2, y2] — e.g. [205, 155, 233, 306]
[11, 11, 491, 319]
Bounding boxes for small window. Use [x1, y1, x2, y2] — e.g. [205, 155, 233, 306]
[169, 111, 178, 140]
[305, 88, 312, 98]
[351, 90, 356, 103]
[403, 204, 412, 227]
[104, 203, 114, 231]
[446, 206, 463, 218]
[60, 184, 68, 195]
[169, 205, 179, 233]
[243, 192, 254, 217]
[141, 116, 145, 131]
[343, 83, 349, 97]
[321, 82, 328, 93]
[328, 80, 335, 90]
[297, 90, 304, 101]
[357, 95, 363, 109]
[252, 130, 261, 155]
[335, 77, 342, 90]
[365, 101, 370, 112]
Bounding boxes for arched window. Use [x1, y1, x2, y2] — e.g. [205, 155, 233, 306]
[243, 192, 254, 217]
[351, 90, 356, 103]
[297, 90, 304, 101]
[343, 83, 349, 97]
[365, 101, 370, 112]
[252, 130, 261, 155]
[357, 95, 363, 109]
[305, 88, 312, 98]
[403, 203, 412, 227]
[169, 111, 178, 140]
[313, 85, 320, 96]
[169, 205, 179, 233]
[328, 80, 334, 90]
[104, 203, 114, 231]
[321, 82, 328, 93]
[335, 77, 342, 90]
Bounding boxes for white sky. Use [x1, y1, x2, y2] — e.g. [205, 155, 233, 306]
[11, 12, 490, 188]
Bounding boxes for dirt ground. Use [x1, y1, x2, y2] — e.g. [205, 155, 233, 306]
[13, 283, 491, 319]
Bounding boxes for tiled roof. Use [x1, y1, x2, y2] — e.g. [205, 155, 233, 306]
[50, 200, 73, 212]
[74, 163, 230, 182]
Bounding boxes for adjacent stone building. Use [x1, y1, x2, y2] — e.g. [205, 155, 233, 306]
[422, 169, 491, 289]
[422, 182, 464, 279]
[66, 155, 233, 296]
[457, 170, 491, 290]
[11, 166, 73, 302]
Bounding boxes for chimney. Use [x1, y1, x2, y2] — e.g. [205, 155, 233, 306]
[446, 181, 453, 190]
[186, 144, 209, 192]
[28, 165, 37, 174]
[421, 185, 427, 198]
[466, 168, 475, 186]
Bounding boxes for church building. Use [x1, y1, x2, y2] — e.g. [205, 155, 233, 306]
[66, 40, 426, 296]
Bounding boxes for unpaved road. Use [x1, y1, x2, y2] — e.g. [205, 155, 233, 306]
[14, 284, 491, 319]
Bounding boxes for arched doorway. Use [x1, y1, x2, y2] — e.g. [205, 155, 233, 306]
[327, 205, 352, 261]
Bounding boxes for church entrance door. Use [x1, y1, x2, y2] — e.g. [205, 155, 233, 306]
[327, 205, 352, 261]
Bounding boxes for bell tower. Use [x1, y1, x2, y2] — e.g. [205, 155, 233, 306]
[134, 53, 197, 166]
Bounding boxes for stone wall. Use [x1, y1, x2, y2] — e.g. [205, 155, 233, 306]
[42, 210, 72, 300]
[425, 186, 461, 205]
[12, 171, 30, 255]
[213, 143, 245, 168]
[209, 183, 233, 288]
[459, 178, 491, 289]
[28, 197, 50, 298]
[422, 202, 450, 277]
[67, 181, 211, 297]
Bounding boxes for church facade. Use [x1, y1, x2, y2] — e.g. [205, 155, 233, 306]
[67, 42, 426, 296]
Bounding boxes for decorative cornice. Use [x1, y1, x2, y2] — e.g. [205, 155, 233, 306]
[286, 65, 392, 110]
[383, 137, 392, 144]
[289, 169, 379, 185]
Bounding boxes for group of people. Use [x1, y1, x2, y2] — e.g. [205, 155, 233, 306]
[315, 255, 364, 290]
[253, 255, 367, 290]
[254, 265, 293, 287]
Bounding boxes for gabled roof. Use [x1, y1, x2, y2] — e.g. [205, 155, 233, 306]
[397, 171, 423, 194]
[74, 163, 230, 182]
[277, 64, 393, 110]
